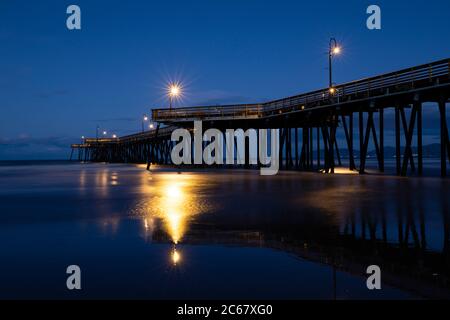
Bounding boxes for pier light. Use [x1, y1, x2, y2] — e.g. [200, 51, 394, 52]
[103, 131, 107, 135]
[170, 85, 180, 97]
[112, 134, 117, 138]
[149, 123, 154, 129]
[168, 83, 182, 109]
[142, 114, 148, 132]
[329, 87, 336, 94]
[81, 136, 85, 139]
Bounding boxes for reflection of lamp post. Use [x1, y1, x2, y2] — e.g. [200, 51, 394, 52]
[168, 84, 180, 109]
[142, 114, 148, 133]
[171, 246, 181, 266]
[328, 38, 341, 89]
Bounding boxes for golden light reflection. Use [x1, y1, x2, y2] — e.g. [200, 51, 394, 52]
[110, 173, 119, 186]
[79, 170, 86, 190]
[320, 167, 359, 175]
[94, 170, 110, 197]
[171, 247, 181, 265]
[133, 173, 211, 245]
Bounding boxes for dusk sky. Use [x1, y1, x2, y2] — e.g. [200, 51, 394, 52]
[1, 0, 449, 159]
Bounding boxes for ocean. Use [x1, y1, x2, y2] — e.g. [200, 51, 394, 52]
[0, 161, 449, 299]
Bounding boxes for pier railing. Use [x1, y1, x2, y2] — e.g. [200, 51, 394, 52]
[152, 103, 264, 121]
[73, 125, 177, 147]
[152, 58, 450, 121]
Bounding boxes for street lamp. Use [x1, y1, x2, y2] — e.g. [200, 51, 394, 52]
[149, 123, 154, 129]
[142, 114, 148, 132]
[103, 131, 107, 136]
[168, 84, 181, 109]
[112, 134, 117, 139]
[328, 38, 341, 89]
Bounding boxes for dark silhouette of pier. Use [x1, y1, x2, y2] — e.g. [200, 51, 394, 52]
[142, 175, 450, 298]
[71, 58, 450, 177]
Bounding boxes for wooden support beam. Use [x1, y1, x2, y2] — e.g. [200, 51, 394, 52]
[359, 111, 364, 174]
[305, 128, 310, 170]
[288, 128, 293, 168]
[400, 107, 416, 172]
[317, 127, 320, 169]
[321, 126, 330, 173]
[360, 112, 374, 174]
[369, 113, 382, 171]
[341, 114, 355, 170]
[309, 127, 313, 169]
[379, 108, 384, 172]
[416, 102, 423, 175]
[327, 126, 333, 173]
[329, 120, 336, 173]
[295, 128, 298, 168]
[300, 128, 306, 169]
[439, 99, 448, 177]
[401, 106, 417, 176]
[395, 107, 401, 175]
[278, 127, 285, 170]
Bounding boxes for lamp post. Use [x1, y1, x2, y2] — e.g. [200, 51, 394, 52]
[328, 38, 341, 89]
[142, 114, 148, 133]
[168, 84, 180, 109]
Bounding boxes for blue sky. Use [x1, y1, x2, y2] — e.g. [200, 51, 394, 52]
[0, 0, 449, 159]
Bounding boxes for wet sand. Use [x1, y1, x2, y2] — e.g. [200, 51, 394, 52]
[0, 162, 448, 299]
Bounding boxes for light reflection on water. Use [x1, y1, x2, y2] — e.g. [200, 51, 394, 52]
[131, 173, 213, 245]
[0, 163, 449, 299]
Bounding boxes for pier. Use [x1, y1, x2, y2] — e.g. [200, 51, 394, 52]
[71, 58, 450, 177]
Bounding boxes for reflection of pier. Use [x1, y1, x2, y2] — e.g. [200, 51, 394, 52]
[144, 198, 450, 299]
[72, 58, 450, 177]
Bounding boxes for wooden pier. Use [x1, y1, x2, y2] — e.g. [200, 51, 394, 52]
[72, 58, 450, 177]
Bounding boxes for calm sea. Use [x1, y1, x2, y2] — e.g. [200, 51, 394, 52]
[0, 161, 449, 299]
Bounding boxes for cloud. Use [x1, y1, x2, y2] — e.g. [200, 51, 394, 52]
[0, 136, 75, 160]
